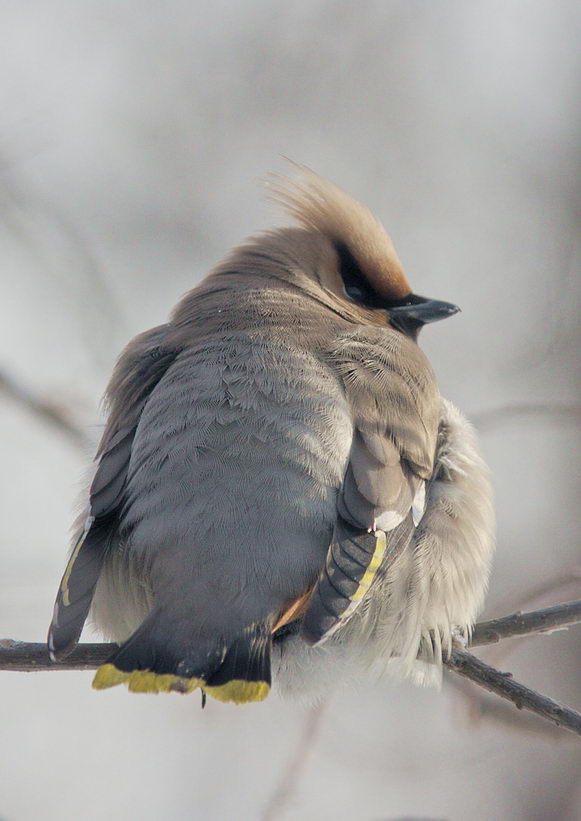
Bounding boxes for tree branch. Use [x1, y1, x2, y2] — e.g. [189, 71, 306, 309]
[2, 600, 581, 736]
[444, 650, 581, 737]
[447, 674, 573, 740]
[470, 599, 581, 647]
[0, 639, 114, 671]
[0, 368, 88, 449]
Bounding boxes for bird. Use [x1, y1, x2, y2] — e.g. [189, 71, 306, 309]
[48, 164, 495, 704]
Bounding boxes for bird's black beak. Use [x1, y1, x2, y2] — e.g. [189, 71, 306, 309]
[387, 294, 460, 335]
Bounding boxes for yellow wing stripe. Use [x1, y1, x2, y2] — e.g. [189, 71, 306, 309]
[59, 533, 87, 607]
[92, 663, 270, 703]
[312, 530, 388, 645]
[349, 530, 387, 602]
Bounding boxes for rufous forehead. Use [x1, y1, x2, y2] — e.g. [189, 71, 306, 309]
[369, 263, 412, 301]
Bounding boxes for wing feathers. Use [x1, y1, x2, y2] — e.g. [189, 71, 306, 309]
[48, 328, 180, 659]
[304, 324, 439, 645]
[48, 518, 112, 659]
[302, 523, 399, 645]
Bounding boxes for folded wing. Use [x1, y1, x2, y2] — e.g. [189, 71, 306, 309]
[48, 326, 178, 660]
[301, 328, 439, 645]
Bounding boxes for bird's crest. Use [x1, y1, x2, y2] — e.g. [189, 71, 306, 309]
[266, 161, 412, 300]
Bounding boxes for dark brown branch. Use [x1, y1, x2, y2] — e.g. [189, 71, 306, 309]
[0, 640, 115, 671]
[489, 568, 581, 635]
[3, 600, 578, 672]
[2, 600, 581, 737]
[445, 649, 581, 738]
[470, 599, 581, 647]
[447, 675, 573, 740]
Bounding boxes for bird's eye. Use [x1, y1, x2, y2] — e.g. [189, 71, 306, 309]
[336, 243, 383, 308]
[345, 284, 365, 301]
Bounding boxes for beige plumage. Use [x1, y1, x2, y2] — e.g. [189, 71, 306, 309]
[48, 164, 495, 702]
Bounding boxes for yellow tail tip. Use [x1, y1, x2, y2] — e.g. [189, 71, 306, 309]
[92, 664, 131, 690]
[92, 664, 269, 702]
[92, 664, 203, 694]
[204, 680, 270, 704]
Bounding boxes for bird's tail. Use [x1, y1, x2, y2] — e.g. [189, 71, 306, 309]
[92, 611, 272, 704]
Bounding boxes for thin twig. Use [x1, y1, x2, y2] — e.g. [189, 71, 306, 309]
[2, 601, 581, 739]
[483, 569, 581, 668]
[452, 594, 581, 737]
[492, 567, 581, 619]
[445, 649, 581, 738]
[470, 599, 581, 647]
[447, 675, 572, 740]
[3, 600, 579, 672]
[0, 640, 114, 671]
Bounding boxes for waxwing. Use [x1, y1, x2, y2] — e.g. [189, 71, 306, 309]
[48, 165, 495, 703]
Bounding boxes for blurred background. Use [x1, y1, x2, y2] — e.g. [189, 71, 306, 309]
[0, 2, 579, 819]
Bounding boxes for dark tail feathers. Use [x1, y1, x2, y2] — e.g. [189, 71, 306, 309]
[92, 612, 272, 703]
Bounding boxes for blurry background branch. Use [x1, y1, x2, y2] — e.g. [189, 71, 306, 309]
[261, 703, 328, 821]
[0, 367, 89, 448]
[2, 600, 581, 736]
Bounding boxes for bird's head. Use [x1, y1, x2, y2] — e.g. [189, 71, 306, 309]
[267, 163, 459, 337]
